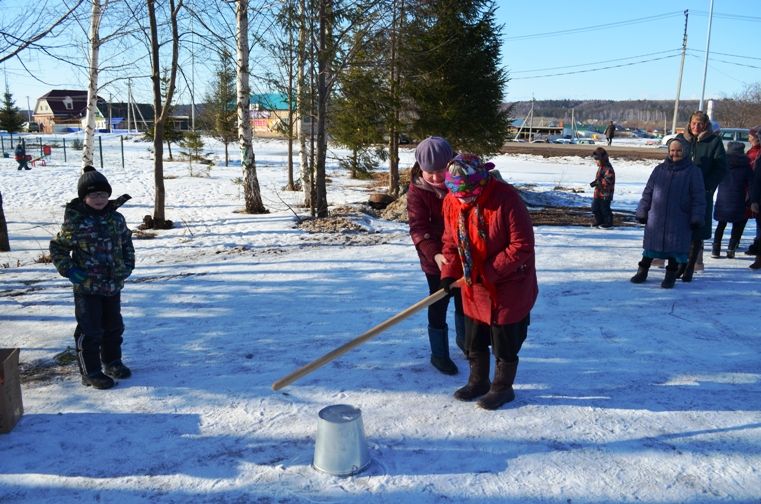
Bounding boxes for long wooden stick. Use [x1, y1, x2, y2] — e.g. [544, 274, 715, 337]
[272, 279, 462, 391]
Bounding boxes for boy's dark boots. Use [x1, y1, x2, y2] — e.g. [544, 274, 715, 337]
[454, 313, 466, 355]
[104, 359, 132, 379]
[454, 351, 491, 401]
[630, 259, 651, 283]
[477, 359, 518, 410]
[428, 326, 458, 375]
[82, 370, 115, 389]
[661, 266, 678, 289]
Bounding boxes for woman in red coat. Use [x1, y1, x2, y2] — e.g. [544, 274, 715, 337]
[439, 153, 538, 410]
[407, 137, 463, 375]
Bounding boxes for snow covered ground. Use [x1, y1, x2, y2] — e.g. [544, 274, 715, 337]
[1, 135, 760, 503]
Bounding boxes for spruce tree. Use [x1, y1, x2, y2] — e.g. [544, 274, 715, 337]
[0, 87, 24, 134]
[329, 36, 387, 178]
[203, 50, 237, 167]
[401, 0, 509, 155]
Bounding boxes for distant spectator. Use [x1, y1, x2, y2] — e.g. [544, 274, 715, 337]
[589, 147, 615, 228]
[675, 111, 727, 282]
[712, 142, 752, 259]
[744, 125, 761, 256]
[604, 121, 616, 146]
[749, 152, 761, 269]
[14, 142, 29, 171]
[631, 137, 705, 288]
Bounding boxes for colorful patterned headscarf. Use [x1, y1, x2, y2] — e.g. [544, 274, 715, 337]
[444, 153, 495, 199]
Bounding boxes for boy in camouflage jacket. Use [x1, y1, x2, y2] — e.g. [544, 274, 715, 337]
[50, 166, 135, 389]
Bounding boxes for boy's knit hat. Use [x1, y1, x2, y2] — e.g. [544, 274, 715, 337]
[444, 153, 495, 199]
[415, 136, 453, 172]
[749, 125, 761, 141]
[77, 165, 112, 199]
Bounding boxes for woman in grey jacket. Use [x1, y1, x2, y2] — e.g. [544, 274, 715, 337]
[631, 137, 706, 288]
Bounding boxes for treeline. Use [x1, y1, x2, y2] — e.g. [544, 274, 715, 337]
[508, 98, 761, 129]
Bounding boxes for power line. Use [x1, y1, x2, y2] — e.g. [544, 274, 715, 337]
[505, 11, 683, 41]
[510, 49, 681, 74]
[511, 54, 680, 80]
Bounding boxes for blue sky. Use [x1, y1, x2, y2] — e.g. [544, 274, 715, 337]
[497, 0, 760, 102]
[3, 0, 759, 112]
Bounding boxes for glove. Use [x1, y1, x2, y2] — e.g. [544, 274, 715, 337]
[439, 277, 457, 293]
[636, 216, 647, 225]
[690, 222, 702, 231]
[589, 181, 598, 188]
[67, 267, 88, 284]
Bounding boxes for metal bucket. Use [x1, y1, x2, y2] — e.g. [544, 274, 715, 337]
[312, 404, 370, 476]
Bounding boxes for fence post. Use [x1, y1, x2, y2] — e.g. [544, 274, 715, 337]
[98, 136, 103, 169]
[63, 138, 67, 163]
[120, 135, 125, 168]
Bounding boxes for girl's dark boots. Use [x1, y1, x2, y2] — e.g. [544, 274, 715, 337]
[751, 255, 761, 270]
[454, 351, 491, 401]
[477, 359, 518, 410]
[630, 260, 650, 283]
[428, 326, 458, 375]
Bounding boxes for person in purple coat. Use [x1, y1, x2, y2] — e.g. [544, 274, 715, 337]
[631, 137, 706, 288]
[407, 136, 464, 375]
[712, 142, 753, 259]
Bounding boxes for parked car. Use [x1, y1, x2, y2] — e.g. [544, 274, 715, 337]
[22, 122, 40, 132]
[717, 128, 750, 150]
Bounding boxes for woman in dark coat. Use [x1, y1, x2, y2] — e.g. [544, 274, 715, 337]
[749, 155, 761, 269]
[712, 142, 753, 258]
[675, 111, 727, 281]
[631, 137, 706, 288]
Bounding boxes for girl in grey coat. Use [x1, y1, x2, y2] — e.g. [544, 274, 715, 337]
[631, 137, 706, 288]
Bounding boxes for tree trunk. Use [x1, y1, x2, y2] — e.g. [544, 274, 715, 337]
[147, 0, 182, 227]
[314, 0, 330, 218]
[236, 0, 266, 214]
[387, 0, 402, 197]
[82, 0, 103, 168]
[297, 0, 310, 206]
[0, 191, 10, 252]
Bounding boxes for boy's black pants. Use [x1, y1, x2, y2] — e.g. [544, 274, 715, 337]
[73, 293, 124, 375]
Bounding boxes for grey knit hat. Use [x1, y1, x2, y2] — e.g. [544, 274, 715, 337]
[415, 136, 453, 172]
[77, 165, 112, 199]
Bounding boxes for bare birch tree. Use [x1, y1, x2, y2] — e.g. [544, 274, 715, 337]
[83, 0, 105, 168]
[147, 0, 183, 228]
[236, 0, 266, 214]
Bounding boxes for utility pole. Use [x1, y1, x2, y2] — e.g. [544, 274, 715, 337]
[672, 10, 688, 135]
[26, 96, 31, 121]
[699, 0, 714, 111]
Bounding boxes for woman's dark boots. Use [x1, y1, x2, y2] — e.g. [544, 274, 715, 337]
[682, 240, 702, 282]
[454, 351, 491, 401]
[727, 238, 739, 259]
[454, 313, 466, 356]
[711, 241, 722, 258]
[477, 359, 518, 410]
[661, 264, 678, 289]
[745, 238, 760, 256]
[428, 325, 458, 375]
[630, 258, 652, 283]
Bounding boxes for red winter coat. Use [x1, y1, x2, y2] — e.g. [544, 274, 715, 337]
[440, 178, 538, 325]
[407, 171, 448, 276]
